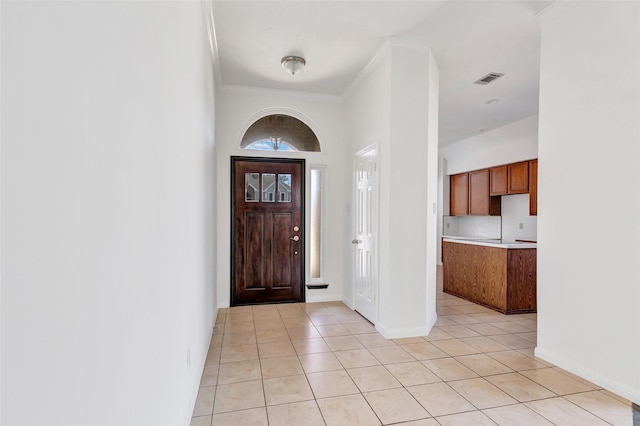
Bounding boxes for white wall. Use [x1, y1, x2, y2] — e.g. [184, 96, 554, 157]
[344, 42, 439, 338]
[1, 2, 217, 425]
[501, 194, 536, 242]
[440, 114, 538, 175]
[424, 50, 440, 338]
[342, 46, 391, 311]
[214, 87, 348, 306]
[536, 1, 640, 405]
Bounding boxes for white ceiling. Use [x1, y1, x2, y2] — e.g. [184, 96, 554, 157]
[211, 1, 552, 146]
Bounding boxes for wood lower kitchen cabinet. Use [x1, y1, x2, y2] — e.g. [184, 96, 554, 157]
[442, 240, 536, 314]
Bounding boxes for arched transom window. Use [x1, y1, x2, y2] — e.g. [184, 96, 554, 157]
[240, 114, 320, 152]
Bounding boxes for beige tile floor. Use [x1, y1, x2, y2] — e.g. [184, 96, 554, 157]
[191, 272, 635, 425]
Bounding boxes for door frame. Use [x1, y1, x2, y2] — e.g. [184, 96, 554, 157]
[352, 144, 379, 323]
[230, 156, 306, 306]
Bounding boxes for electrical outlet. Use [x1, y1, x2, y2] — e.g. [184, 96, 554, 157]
[519, 223, 524, 229]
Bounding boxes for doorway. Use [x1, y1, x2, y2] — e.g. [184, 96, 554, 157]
[353, 146, 378, 323]
[231, 157, 305, 305]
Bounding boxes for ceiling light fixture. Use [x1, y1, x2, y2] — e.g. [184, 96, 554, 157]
[281, 56, 306, 76]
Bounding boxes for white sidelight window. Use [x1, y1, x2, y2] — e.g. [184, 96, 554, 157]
[310, 165, 326, 282]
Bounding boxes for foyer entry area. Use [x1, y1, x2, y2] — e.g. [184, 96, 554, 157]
[190, 272, 634, 425]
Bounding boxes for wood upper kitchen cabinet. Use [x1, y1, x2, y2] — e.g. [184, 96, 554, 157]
[508, 161, 529, 194]
[490, 165, 508, 195]
[469, 169, 501, 216]
[490, 161, 530, 195]
[529, 159, 538, 215]
[450, 173, 469, 216]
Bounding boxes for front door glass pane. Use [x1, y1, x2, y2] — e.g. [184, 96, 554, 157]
[262, 173, 276, 202]
[245, 173, 260, 202]
[278, 174, 292, 202]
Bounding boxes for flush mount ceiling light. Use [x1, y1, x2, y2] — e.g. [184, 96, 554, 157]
[281, 56, 306, 76]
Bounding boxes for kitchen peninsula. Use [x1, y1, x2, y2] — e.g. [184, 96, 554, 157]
[442, 237, 536, 314]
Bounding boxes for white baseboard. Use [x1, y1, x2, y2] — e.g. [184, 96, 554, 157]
[183, 314, 217, 426]
[342, 297, 355, 310]
[375, 322, 430, 339]
[535, 347, 640, 405]
[305, 292, 344, 304]
[426, 311, 438, 331]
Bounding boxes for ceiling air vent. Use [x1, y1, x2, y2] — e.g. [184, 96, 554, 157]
[474, 72, 504, 85]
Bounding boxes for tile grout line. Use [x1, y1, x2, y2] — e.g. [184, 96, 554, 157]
[254, 308, 270, 426]
[192, 292, 630, 426]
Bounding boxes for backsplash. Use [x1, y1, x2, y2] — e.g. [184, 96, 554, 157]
[443, 215, 501, 239]
[443, 193, 537, 241]
[501, 193, 537, 242]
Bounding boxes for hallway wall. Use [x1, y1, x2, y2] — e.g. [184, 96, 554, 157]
[343, 42, 439, 338]
[1, 2, 217, 425]
[536, 1, 640, 405]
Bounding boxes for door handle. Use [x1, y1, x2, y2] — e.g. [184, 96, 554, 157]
[352, 239, 361, 244]
[290, 236, 300, 242]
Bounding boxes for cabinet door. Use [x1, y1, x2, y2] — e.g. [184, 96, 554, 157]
[469, 170, 490, 215]
[490, 166, 508, 195]
[450, 173, 469, 216]
[508, 161, 529, 194]
[529, 159, 538, 215]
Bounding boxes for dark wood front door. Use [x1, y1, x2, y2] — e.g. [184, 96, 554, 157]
[231, 157, 304, 305]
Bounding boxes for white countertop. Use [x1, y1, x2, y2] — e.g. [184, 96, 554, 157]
[443, 236, 537, 249]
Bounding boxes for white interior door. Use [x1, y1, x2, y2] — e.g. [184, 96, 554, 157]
[353, 147, 377, 323]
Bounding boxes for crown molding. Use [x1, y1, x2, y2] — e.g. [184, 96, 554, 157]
[202, 0, 222, 86]
[341, 39, 392, 100]
[536, 0, 563, 21]
[219, 83, 343, 104]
